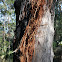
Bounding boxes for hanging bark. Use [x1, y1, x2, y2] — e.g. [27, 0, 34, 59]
[13, 0, 55, 62]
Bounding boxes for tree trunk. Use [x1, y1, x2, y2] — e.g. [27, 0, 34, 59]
[13, 0, 55, 62]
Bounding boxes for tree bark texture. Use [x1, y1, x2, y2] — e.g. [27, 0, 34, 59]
[13, 0, 55, 62]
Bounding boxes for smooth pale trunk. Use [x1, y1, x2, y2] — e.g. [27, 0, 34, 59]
[32, 7, 54, 62]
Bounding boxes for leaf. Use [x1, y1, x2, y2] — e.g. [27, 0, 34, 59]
[1, 55, 5, 59]
[8, 51, 13, 55]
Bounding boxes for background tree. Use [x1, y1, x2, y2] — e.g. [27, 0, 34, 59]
[53, 0, 62, 62]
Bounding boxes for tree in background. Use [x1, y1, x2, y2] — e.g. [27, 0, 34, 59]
[53, 0, 62, 62]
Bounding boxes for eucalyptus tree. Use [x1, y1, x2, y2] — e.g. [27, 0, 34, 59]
[13, 0, 56, 62]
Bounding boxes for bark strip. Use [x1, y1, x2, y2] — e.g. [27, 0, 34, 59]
[18, 0, 46, 62]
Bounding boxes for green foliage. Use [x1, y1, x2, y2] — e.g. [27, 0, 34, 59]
[0, 0, 15, 15]
[0, 40, 9, 58]
[53, 0, 62, 62]
[0, 0, 15, 62]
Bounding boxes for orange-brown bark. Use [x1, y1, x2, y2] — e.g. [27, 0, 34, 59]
[18, 0, 46, 62]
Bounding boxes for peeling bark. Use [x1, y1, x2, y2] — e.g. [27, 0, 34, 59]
[13, 0, 55, 62]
